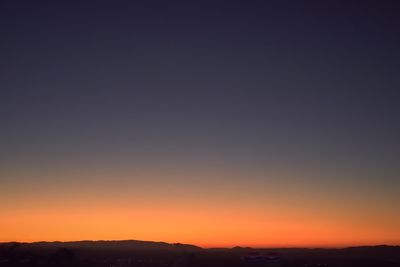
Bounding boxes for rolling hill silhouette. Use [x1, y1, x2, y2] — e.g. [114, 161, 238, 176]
[0, 239, 202, 252]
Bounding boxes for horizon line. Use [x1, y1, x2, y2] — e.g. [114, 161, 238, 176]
[1, 239, 398, 249]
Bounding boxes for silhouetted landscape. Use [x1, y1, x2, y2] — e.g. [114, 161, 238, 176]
[1, 240, 399, 267]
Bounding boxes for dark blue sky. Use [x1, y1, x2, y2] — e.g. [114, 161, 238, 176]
[2, 1, 399, 169]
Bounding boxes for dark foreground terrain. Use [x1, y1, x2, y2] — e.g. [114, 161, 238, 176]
[1, 240, 399, 267]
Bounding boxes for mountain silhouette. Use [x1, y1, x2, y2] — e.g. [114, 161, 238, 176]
[0, 240, 202, 252]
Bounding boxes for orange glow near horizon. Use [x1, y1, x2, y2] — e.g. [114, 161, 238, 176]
[2, 203, 400, 248]
[1, 166, 400, 248]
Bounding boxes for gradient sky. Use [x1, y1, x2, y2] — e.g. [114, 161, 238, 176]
[1, 1, 400, 247]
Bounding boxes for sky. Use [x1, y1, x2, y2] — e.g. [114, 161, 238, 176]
[1, 0, 399, 247]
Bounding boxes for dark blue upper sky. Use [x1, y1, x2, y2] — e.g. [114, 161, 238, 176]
[1, 0, 399, 182]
